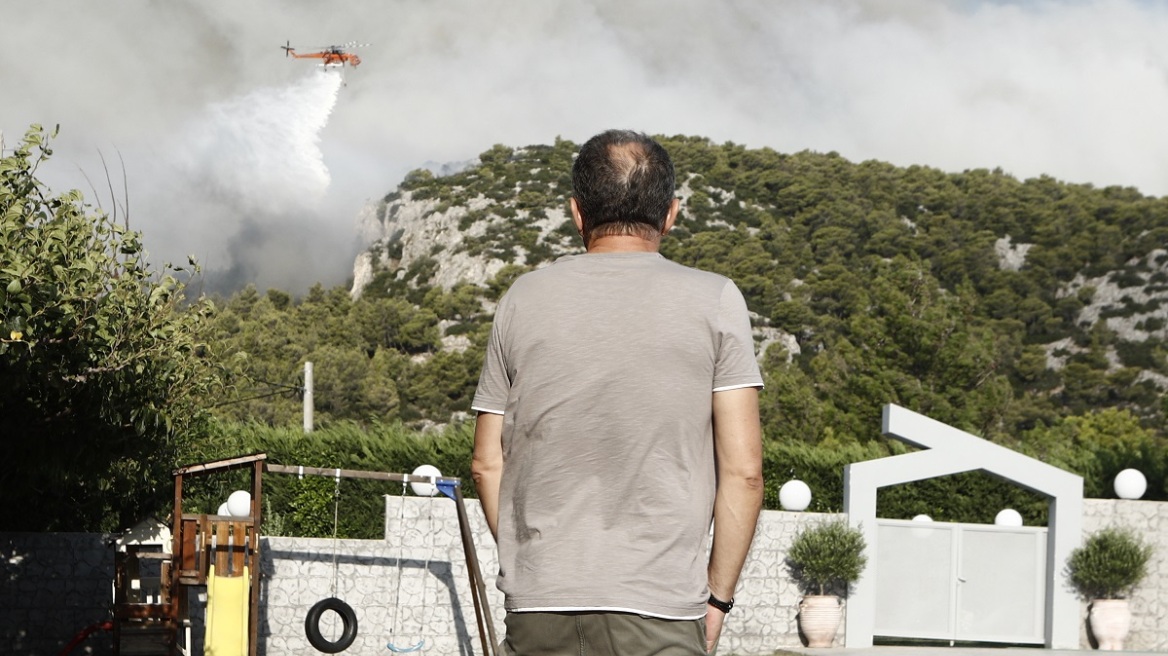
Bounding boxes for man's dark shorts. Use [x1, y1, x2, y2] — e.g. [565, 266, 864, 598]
[499, 611, 707, 656]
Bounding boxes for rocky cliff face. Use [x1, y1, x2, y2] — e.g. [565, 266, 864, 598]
[1064, 248, 1168, 344]
[351, 191, 515, 295]
[350, 155, 580, 299]
[1054, 248, 1168, 388]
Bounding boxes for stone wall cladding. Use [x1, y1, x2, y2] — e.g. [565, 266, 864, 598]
[259, 495, 490, 656]
[1082, 498, 1168, 651]
[5, 499, 1168, 655]
[2, 532, 115, 656]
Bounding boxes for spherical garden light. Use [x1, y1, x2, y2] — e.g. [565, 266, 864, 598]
[910, 514, 934, 538]
[410, 464, 443, 497]
[995, 508, 1023, 527]
[1114, 468, 1147, 500]
[227, 490, 252, 517]
[779, 479, 812, 511]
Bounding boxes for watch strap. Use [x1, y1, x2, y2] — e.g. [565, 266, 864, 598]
[707, 594, 734, 613]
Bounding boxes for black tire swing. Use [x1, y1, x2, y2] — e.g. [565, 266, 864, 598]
[305, 597, 358, 653]
[305, 470, 359, 653]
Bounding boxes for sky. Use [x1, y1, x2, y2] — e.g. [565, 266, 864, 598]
[4, 0, 1168, 294]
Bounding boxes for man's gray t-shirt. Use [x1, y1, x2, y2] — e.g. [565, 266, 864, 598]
[472, 251, 763, 619]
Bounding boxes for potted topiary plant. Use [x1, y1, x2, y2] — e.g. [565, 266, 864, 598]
[786, 518, 868, 648]
[1065, 526, 1154, 651]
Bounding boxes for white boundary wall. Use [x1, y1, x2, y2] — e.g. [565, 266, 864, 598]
[3, 497, 1168, 655]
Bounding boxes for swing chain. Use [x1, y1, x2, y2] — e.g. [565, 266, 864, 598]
[330, 468, 341, 598]
[387, 479, 427, 653]
[390, 480, 408, 641]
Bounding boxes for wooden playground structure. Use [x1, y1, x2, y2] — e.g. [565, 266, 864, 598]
[111, 453, 498, 656]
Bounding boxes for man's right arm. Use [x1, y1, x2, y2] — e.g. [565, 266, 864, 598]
[471, 411, 505, 540]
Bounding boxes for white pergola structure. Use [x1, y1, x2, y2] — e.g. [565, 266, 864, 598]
[843, 404, 1083, 649]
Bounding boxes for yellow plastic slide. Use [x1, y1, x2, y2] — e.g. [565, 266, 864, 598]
[205, 565, 249, 656]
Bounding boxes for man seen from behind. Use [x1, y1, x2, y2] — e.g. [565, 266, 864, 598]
[471, 129, 764, 655]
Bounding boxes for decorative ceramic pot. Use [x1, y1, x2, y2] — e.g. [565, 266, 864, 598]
[1089, 598, 1131, 651]
[799, 595, 842, 648]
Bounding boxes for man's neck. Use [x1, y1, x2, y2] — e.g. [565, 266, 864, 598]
[585, 234, 661, 253]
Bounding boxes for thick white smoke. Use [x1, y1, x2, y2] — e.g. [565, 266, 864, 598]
[6, 0, 1168, 293]
[128, 70, 351, 294]
[179, 71, 342, 215]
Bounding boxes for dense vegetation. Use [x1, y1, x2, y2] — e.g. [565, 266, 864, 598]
[169, 416, 1162, 539]
[5, 129, 1168, 533]
[1, 127, 222, 531]
[192, 136, 1168, 532]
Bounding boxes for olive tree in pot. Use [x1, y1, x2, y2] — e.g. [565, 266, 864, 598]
[786, 519, 868, 648]
[1065, 527, 1154, 651]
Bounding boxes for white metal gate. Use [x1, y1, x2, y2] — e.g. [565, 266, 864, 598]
[872, 519, 1047, 644]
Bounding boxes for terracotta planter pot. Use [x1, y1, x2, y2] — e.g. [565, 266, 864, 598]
[1089, 598, 1131, 651]
[799, 595, 842, 648]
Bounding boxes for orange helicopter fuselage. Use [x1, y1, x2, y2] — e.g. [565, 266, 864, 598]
[287, 48, 361, 68]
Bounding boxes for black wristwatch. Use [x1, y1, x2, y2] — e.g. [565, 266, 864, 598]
[707, 594, 734, 613]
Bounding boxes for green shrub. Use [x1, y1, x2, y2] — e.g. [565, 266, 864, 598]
[786, 519, 868, 596]
[1066, 527, 1153, 599]
[181, 420, 476, 538]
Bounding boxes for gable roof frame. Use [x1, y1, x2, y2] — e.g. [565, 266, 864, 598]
[842, 404, 1083, 649]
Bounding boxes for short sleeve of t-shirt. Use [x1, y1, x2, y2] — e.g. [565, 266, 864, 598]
[713, 281, 764, 391]
[471, 299, 510, 414]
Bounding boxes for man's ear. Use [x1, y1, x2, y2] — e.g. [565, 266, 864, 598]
[662, 198, 680, 235]
[570, 198, 585, 235]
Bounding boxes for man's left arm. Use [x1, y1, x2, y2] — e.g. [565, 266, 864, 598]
[706, 386, 764, 651]
[471, 411, 505, 541]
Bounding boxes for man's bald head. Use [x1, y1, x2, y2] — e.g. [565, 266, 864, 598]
[571, 130, 676, 244]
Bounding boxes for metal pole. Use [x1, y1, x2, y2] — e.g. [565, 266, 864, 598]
[303, 361, 313, 433]
[455, 484, 498, 656]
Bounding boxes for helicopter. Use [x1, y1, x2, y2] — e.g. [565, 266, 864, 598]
[281, 40, 366, 68]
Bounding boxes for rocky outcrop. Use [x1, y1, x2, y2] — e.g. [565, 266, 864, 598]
[1061, 249, 1168, 343]
[351, 191, 511, 297]
[995, 235, 1033, 271]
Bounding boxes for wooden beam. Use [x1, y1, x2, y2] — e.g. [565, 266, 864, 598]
[173, 453, 268, 477]
[248, 459, 263, 656]
[264, 463, 459, 487]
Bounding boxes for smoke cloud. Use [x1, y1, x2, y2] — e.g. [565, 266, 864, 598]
[144, 71, 348, 293]
[179, 71, 341, 215]
[4, 0, 1168, 293]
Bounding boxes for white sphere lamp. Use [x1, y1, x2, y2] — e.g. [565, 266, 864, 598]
[995, 509, 1023, 527]
[227, 490, 252, 517]
[1114, 468, 1147, 500]
[910, 514, 933, 538]
[410, 464, 443, 497]
[217, 502, 230, 516]
[778, 479, 812, 511]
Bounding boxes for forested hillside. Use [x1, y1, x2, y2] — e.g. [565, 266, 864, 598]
[200, 136, 1168, 520]
[214, 137, 1168, 433]
[12, 129, 1166, 532]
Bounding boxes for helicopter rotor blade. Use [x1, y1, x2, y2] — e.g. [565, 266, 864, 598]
[291, 41, 370, 52]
